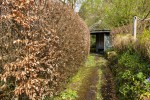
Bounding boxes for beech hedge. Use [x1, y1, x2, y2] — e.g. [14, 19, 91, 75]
[0, 0, 90, 99]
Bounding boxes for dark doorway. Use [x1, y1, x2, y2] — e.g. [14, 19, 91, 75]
[90, 30, 111, 54]
[96, 33, 104, 53]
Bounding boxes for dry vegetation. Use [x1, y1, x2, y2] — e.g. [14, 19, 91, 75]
[112, 34, 134, 52]
[112, 29, 150, 61]
[0, 0, 90, 99]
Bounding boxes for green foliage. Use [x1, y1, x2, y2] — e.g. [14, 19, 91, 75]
[108, 28, 150, 99]
[118, 50, 144, 70]
[79, 0, 150, 29]
[137, 28, 150, 60]
[138, 28, 150, 44]
[90, 35, 96, 48]
[45, 90, 78, 100]
[110, 50, 150, 100]
[60, 89, 78, 100]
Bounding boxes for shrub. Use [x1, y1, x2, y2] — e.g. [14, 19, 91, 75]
[0, 0, 90, 99]
[109, 49, 150, 100]
[110, 23, 150, 100]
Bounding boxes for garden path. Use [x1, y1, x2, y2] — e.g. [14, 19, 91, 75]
[76, 55, 118, 100]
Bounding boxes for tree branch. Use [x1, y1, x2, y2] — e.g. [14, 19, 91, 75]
[142, 10, 150, 21]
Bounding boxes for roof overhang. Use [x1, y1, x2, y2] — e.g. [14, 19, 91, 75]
[90, 30, 111, 34]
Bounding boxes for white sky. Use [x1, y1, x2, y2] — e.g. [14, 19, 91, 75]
[74, 0, 82, 12]
[61, 0, 83, 12]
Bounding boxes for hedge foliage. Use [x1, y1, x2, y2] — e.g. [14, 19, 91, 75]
[0, 0, 90, 99]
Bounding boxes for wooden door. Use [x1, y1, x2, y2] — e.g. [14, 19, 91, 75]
[96, 33, 104, 53]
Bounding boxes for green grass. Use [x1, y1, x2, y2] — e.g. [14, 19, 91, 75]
[96, 57, 108, 100]
[52, 55, 108, 100]
[53, 55, 96, 100]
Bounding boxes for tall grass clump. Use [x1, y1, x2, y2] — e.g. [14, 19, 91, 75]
[112, 34, 134, 52]
[0, 0, 90, 99]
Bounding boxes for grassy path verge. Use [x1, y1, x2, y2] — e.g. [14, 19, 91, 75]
[76, 65, 99, 100]
[54, 54, 117, 100]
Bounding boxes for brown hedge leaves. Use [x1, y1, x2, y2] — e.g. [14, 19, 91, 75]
[0, 0, 90, 99]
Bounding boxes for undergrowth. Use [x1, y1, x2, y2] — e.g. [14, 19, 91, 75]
[109, 29, 150, 100]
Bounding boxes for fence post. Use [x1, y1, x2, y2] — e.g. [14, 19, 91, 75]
[133, 16, 137, 41]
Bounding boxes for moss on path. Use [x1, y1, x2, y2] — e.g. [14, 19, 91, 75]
[76, 66, 99, 100]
